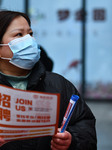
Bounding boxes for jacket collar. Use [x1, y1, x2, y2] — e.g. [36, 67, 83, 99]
[0, 61, 46, 89]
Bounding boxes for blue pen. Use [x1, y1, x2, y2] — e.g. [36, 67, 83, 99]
[60, 95, 79, 133]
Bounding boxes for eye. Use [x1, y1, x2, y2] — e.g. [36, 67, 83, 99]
[16, 33, 23, 37]
[29, 32, 33, 36]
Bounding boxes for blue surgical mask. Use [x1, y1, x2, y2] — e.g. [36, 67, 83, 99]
[0, 34, 41, 70]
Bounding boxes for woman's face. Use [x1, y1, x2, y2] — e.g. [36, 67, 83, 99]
[0, 16, 33, 59]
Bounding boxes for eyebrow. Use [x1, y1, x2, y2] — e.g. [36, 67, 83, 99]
[11, 28, 32, 32]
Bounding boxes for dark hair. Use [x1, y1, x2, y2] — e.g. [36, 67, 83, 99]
[0, 10, 31, 43]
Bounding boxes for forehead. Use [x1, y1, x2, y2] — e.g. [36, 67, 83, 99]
[6, 16, 30, 32]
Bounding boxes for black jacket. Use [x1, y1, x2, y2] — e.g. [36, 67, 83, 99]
[0, 61, 97, 150]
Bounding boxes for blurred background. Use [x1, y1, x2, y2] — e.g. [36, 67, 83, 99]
[0, 0, 112, 149]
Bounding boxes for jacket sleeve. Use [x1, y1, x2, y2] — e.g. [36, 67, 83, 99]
[60, 78, 97, 150]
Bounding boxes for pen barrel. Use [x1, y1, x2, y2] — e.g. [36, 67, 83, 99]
[60, 95, 79, 133]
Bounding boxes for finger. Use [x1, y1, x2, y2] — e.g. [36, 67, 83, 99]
[0, 138, 6, 147]
[52, 137, 69, 146]
[53, 131, 71, 141]
[0, 142, 6, 147]
[53, 132, 67, 140]
[51, 140, 68, 150]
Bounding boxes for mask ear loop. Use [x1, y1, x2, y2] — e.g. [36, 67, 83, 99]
[0, 44, 11, 60]
[0, 44, 9, 46]
[0, 57, 11, 60]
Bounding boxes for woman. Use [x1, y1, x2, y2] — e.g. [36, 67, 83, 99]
[0, 10, 97, 150]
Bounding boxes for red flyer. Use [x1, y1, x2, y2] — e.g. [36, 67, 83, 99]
[0, 84, 60, 142]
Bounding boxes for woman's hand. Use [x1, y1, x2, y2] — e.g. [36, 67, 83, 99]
[0, 138, 6, 147]
[51, 129, 72, 150]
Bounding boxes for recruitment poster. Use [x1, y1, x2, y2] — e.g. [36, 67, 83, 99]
[0, 85, 60, 142]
